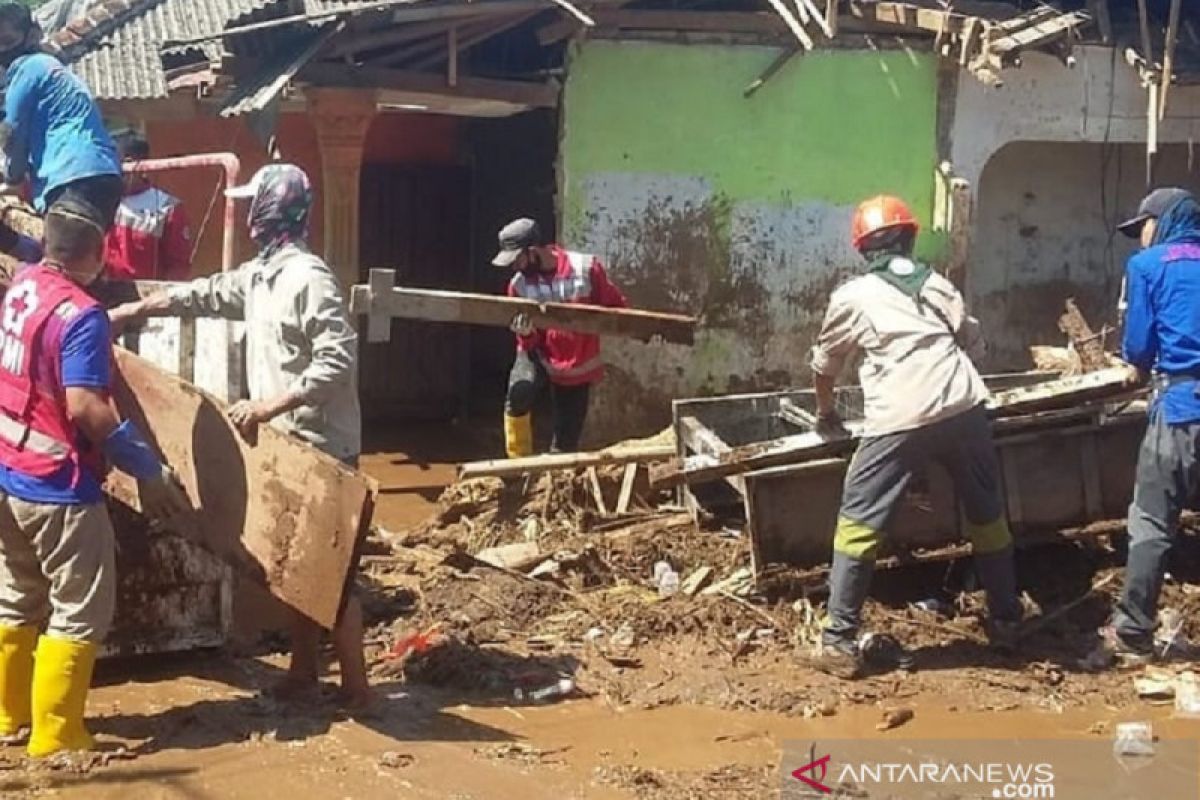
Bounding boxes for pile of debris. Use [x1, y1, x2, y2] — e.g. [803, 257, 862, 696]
[355, 450, 1200, 721]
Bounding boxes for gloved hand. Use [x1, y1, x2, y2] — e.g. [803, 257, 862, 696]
[137, 464, 192, 521]
[509, 312, 535, 337]
[639, 333, 665, 346]
[815, 410, 850, 440]
[11, 234, 40, 264]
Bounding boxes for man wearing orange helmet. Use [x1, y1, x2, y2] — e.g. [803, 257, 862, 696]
[806, 194, 1022, 679]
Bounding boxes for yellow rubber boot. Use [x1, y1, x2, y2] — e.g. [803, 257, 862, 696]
[504, 413, 533, 459]
[28, 636, 97, 758]
[0, 625, 37, 736]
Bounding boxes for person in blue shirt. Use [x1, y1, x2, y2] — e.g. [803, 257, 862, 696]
[1098, 187, 1200, 666]
[0, 4, 121, 235]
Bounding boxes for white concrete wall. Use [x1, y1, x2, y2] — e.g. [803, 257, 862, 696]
[952, 46, 1200, 189]
[952, 47, 1200, 370]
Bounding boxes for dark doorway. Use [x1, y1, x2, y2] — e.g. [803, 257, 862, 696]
[357, 164, 472, 421]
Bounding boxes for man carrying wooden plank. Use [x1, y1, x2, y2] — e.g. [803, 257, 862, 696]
[805, 194, 1022, 679]
[1093, 188, 1200, 666]
[493, 217, 630, 457]
[0, 202, 189, 757]
[110, 164, 371, 709]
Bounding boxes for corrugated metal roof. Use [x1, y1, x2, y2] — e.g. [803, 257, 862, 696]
[38, 0, 292, 99]
[35, 0, 469, 101]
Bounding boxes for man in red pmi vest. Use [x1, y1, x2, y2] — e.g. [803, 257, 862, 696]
[493, 218, 629, 457]
[104, 133, 192, 281]
[0, 201, 188, 756]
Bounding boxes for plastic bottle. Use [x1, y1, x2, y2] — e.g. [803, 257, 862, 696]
[658, 568, 680, 597]
[513, 678, 575, 703]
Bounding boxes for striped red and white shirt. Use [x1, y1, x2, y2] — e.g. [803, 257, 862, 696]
[507, 246, 628, 386]
[104, 186, 192, 281]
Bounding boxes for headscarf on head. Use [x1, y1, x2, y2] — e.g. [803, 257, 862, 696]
[1152, 192, 1200, 248]
[247, 164, 313, 260]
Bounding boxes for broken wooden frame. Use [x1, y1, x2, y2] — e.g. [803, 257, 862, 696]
[350, 268, 697, 345]
[652, 366, 1140, 489]
[669, 377, 1146, 577]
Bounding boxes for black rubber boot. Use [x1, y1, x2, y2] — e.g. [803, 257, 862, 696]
[974, 546, 1023, 651]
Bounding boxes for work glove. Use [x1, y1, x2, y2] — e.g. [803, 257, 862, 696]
[815, 410, 850, 440]
[510, 312, 535, 337]
[137, 464, 192, 522]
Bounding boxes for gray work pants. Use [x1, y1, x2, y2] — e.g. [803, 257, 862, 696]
[1115, 407, 1200, 649]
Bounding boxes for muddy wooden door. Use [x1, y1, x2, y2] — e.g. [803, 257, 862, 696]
[358, 165, 472, 420]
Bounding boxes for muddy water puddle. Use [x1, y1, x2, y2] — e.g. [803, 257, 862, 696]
[5, 664, 1195, 800]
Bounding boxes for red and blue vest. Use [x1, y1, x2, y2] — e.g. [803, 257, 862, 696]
[0, 264, 103, 481]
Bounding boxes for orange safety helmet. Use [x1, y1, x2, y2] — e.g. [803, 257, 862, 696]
[851, 195, 920, 252]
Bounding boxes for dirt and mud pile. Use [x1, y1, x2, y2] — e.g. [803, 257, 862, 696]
[356, 455, 1200, 722]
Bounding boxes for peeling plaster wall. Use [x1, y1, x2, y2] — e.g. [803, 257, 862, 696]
[954, 48, 1200, 371]
[559, 41, 941, 443]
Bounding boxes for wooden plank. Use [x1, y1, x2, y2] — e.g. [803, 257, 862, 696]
[541, 10, 790, 40]
[458, 444, 674, 480]
[777, 397, 816, 428]
[105, 348, 375, 629]
[764, 0, 814, 50]
[1161, 0, 1182, 120]
[351, 270, 696, 345]
[651, 367, 1140, 490]
[299, 63, 560, 109]
[365, 268, 394, 343]
[1057, 298, 1107, 373]
[615, 463, 638, 514]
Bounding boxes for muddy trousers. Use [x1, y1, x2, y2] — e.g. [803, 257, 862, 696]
[505, 350, 591, 457]
[822, 405, 1022, 648]
[0, 495, 115, 756]
[1114, 409, 1200, 650]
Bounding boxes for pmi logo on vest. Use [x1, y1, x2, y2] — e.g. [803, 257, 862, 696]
[789, 753, 1055, 798]
[781, 738, 1198, 799]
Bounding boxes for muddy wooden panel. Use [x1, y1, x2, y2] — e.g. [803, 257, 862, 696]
[106, 348, 375, 628]
[745, 460, 958, 569]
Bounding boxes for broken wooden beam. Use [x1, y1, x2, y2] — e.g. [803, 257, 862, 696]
[458, 444, 675, 480]
[1057, 298, 1107, 373]
[351, 269, 697, 345]
[650, 366, 1140, 490]
[105, 349, 375, 629]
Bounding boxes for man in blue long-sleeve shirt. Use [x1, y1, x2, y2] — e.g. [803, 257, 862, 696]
[1099, 187, 1200, 665]
[0, 5, 121, 237]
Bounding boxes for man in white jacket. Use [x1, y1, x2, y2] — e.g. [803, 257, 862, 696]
[807, 194, 1022, 679]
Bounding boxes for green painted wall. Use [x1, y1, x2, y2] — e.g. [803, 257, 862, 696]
[561, 41, 944, 258]
[558, 40, 945, 442]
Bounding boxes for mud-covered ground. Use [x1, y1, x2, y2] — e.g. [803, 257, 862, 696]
[6, 432, 1200, 799]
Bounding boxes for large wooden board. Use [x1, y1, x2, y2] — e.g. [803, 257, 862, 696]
[349, 269, 697, 345]
[105, 348, 375, 628]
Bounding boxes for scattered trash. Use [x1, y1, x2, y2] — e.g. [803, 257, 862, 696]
[584, 626, 606, 642]
[385, 624, 443, 662]
[859, 632, 915, 671]
[514, 677, 576, 703]
[657, 567, 680, 598]
[1113, 721, 1155, 757]
[1156, 608, 1189, 659]
[611, 623, 636, 650]
[876, 707, 914, 732]
[1134, 676, 1175, 701]
[681, 566, 714, 597]
[379, 751, 415, 769]
[476, 541, 542, 570]
[1174, 672, 1200, 718]
[913, 598, 953, 618]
